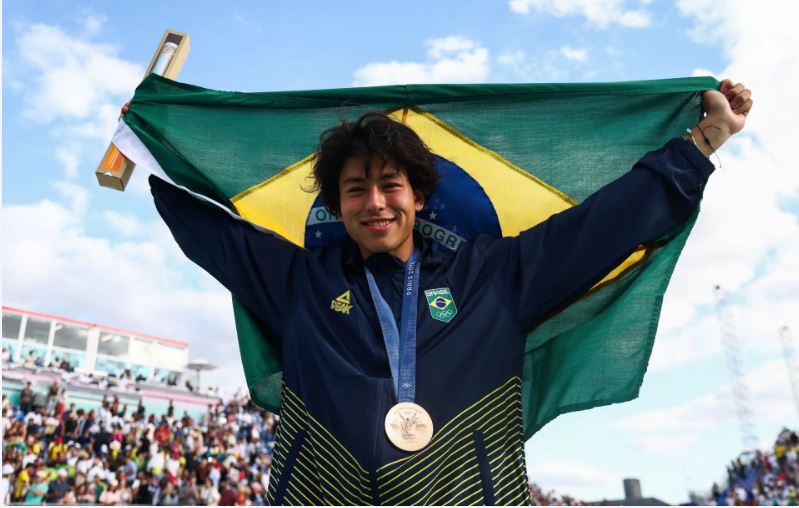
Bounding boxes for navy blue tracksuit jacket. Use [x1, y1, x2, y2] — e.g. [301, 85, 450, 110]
[151, 138, 714, 505]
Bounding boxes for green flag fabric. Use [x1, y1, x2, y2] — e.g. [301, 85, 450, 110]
[115, 74, 717, 439]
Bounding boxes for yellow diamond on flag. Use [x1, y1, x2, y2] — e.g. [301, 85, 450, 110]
[230, 107, 645, 290]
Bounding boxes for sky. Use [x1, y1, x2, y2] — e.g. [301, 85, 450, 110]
[3, 0, 799, 503]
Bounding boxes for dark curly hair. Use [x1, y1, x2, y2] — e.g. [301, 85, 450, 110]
[311, 112, 439, 213]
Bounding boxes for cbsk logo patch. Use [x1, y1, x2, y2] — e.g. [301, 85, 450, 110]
[424, 288, 457, 323]
[331, 290, 354, 315]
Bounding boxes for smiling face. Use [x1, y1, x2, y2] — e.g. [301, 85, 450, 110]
[338, 154, 424, 262]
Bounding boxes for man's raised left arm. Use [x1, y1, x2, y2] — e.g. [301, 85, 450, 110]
[476, 79, 752, 330]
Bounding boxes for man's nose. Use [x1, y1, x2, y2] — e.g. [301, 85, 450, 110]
[365, 185, 385, 210]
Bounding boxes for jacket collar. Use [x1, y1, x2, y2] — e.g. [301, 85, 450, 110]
[343, 231, 450, 272]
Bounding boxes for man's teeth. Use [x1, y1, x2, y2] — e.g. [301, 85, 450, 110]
[367, 219, 391, 226]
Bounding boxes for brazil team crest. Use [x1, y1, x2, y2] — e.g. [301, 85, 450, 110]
[424, 288, 457, 323]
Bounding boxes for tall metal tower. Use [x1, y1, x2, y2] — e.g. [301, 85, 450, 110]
[714, 285, 759, 450]
[778, 326, 799, 422]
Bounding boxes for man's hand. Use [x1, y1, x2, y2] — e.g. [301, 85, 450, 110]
[706, 79, 752, 135]
[688, 79, 753, 157]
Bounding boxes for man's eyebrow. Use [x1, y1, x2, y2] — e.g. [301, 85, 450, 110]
[342, 171, 402, 185]
[377, 171, 403, 181]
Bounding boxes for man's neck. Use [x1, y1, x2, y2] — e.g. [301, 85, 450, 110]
[358, 239, 415, 263]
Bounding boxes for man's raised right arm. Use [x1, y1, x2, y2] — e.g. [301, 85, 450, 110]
[149, 175, 303, 335]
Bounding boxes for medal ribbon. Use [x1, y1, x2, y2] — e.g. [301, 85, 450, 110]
[364, 249, 420, 403]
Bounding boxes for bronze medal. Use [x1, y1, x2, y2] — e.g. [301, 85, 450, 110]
[384, 402, 434, 452]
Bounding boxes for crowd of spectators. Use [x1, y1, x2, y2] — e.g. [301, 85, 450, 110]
[2, 383, 277, 505]
[6, 364, 795, 506]
[3, 379, 588, 506]
[2, 348, 67, 372]
[2, 361, 585, 506]
[2, 347, 224, 398]
[703, 427, 799, 506]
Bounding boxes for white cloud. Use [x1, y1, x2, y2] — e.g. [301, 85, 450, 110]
[427, 35, 477, 59]
[648, 313, 721, 372]
[508, 0, 651, 28]
[650, 0, 799, 375]
[560, 45, 588, 62]
[352, 35, 488, 86]
[17, 23, 141, 123]
[676, 2, 799, 156]
[82, 15, 106, 36]
[498, 50, 526, 67]
[528, 461, 616, 492]
[2, 196, 246, 395]
[628, 434, 700, 453]
[691, 67, 717, 77]
[5, 21, 247, 395]
[11, 22, 142, 179]
[652, 244, 799, 373]
[51, 180, 91, 216]
[54, 146, 82, 179]
[496, 46, 594, 81]
[103, 210, 145, 237]
[618, 360, 796, 436]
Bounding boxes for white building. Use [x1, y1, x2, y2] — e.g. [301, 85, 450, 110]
[2, 306, 188, 383]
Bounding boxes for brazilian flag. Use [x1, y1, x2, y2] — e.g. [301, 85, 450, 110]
[115, 74, 717, 438]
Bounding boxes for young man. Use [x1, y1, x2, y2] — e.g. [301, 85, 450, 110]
[149, 80, 751, 505]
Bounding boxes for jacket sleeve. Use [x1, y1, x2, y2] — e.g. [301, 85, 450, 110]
[149, 174, 303, 336]
[475, 137, 715, 330]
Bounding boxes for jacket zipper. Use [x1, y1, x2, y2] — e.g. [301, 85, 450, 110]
[473, 428, 495, 505]
[272, 428, 307, 504]
[369, 382, 387, 505]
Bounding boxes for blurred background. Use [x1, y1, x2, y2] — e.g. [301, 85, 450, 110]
[3, 0, 798, 504]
